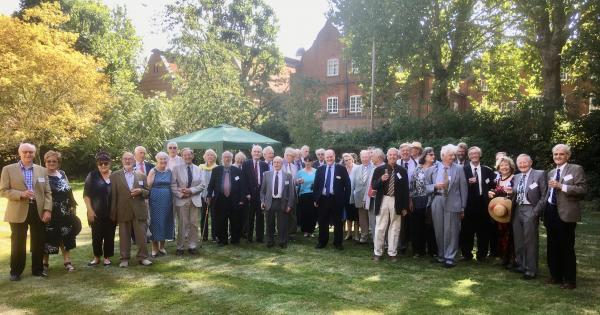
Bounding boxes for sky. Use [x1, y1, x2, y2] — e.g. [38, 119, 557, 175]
[0, 0, 330, 60]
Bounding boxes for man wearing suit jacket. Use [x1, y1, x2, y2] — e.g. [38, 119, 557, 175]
[242, 145, 269, 243]
[282, 147, 299, 238]
[396, 143, 418, 254]
[542, 144, 587, 289]
[207, 151, 245, 246]
[133, 146, 155, 175]
[313, 148, 326, 168]
[1, 143, 52, 281]
[351, 150, 374, 243]
[426, 144, 468, 268]
[371, 148, 409, 262]
[511, 154, 547, 279]
[460, 146, 496, 261]
[260, 157, 296, 248]
[313, 149, 351, 250]
[171, 148, 206, 255]
[110, 152, 152, 267]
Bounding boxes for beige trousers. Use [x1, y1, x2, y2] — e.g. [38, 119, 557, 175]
[176, 201, 200, 250]
[374, 196, 402, 257]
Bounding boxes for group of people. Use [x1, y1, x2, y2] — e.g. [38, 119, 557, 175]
[1, 141, 587, 290]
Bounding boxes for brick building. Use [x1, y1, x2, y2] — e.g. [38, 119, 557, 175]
[138, 49, 177, 98]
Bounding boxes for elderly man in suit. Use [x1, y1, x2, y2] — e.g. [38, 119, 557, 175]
[543, 144, 587, 289]
[242, 145, 269, 243]
[510, 154, 547, 280]
[110, 152, 152, 267]
[313, 149, 351, 250]
[364, 148, 386, 242]
[207, 151, 245, 246]
[351, 150, 374, 244]
[371, 148, 409, 262]
[460, 146, 496, 262]
[262, 146, 275, 171]
[396, 143, 417, 254]
[166, 141, 184, 171]
[282, 147, 299, 238]
[133, 146, 155, 175]
[426, 144, 468, 268]
[1, 143, 52, 281]
[171, 148, 205, 255]
[260, 156, 296, 248]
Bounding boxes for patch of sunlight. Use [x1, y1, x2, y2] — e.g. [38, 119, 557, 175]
[0, 304, 28, 315]
[256, 257, 280, 267]
[364, 274, 381, 282]
[450, 279, 479, 297]
[333, 309, 382, 315]
[434, 298, 453, 306]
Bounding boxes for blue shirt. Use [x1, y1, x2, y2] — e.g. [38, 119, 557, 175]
[322, 164, 336, 196]
[19, 161, 34, 191]
[297, 169, 316, 195]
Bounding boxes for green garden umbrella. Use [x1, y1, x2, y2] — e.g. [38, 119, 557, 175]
[166, 124, 282, 155]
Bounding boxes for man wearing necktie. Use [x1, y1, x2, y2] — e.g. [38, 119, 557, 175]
[313, 150, 351, 250]
[425, 144, 468, 268]
[170, 149, 206, 255]
[396, 143, 417, 255]
[371, 148, 409, 262]
[260, 157, 296, 248]
[510, 154, 547, 279]
[460, 146, 496, 262]
[242, 145, 269, 243]
[207, 151, 244, 246]
[350, 150, 374, 244]
[542, 144, 587, 289]
[133, 146, 155, 175]
[283, 148, 299, 238]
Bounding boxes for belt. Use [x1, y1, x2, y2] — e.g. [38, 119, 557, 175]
[272, 197, 281, 200]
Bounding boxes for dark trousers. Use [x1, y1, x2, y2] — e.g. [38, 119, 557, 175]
[266, 199, 289, 246]
[91, 217, 116, 258]
[214, 196, 241, 244]
[411, 207, 427, 255]
[247, 198, 264, 242]
[544, 204, 577, 284]
[399, 211, 410, 252]
[299, 193, 317, 233]
[489, 220, 499, 257]
[460, 210, 492, 260]
[200, 199, 216, 240]
[317, 196, 343, 247]
[10, 203, 44, 276]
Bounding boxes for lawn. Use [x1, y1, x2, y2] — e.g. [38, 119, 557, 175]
[0, 183, 598, 314]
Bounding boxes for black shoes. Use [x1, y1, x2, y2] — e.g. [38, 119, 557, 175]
[334, 245, 344, 251]
[315, 243, 326, 249]
[188, 248, 198, 255]
[10, 274, 21, 281]
[175, 249, 185, 256]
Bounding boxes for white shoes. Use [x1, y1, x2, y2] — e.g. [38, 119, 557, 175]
[119, 261, 129, 268]
[138, 259, 153, 266]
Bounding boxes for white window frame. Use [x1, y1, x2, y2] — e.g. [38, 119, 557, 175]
[560, 72, 568, 81]
[327, 58, 339, 77]
[351, 60, 359, 74]
[349, 95, 363, 113]
[326, 97, 339, 114]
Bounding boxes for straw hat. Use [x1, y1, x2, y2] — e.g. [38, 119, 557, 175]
[488, 197, 512, 223]
[410, 141, 423, 150]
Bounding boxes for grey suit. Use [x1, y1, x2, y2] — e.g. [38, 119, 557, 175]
[260, 171, 296, 246]
[511, 169, 547, 276]
[351, 164, 374, 240]
[425, 163, 468, 264]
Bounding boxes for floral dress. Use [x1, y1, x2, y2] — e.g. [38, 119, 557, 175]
[44, 171, 78, 254]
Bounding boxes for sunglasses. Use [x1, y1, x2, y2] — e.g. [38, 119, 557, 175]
[98, 161, 110, 166]
[168, 147, 177, 149]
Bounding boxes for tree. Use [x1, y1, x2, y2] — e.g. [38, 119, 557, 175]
[0, 2, 109, 153]
[283, 76, 324, 147]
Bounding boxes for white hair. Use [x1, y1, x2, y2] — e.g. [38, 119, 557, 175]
[372, 148, 385, 161]
[399, 143, 411, 150]
[155, 151, 168, 160]
[284, 147, 297, 157]
[440, 144, 458, 158]
[468, 146, 482, 156]
[359, 150, 370, 158]
[167, 141, 178, 148]
[552, 144, 571, 156]
[273, 156, 283, 163]
[252, 144, 262, 152]
[516, 153, 532, 163]
[387, 147, 399, 155]
[301, 145, 309, 151]
[134, 146, 146, 154]
[262, 146, 274, 154]
[235, 151, 247, 161]
[315, 148, 325, 155]
[222, 151, 233, 158]
[18, 143, 36, 153]
[181, 147, 193, 155]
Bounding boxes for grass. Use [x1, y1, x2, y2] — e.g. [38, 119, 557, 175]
[0, 183, 599, 314]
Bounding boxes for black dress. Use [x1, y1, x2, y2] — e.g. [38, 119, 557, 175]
[44, 171, 78, 254]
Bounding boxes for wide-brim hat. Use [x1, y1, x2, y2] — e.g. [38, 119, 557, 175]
[488, 197, 512, 223]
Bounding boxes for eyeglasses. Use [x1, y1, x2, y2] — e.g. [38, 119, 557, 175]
[168, 147, 177, 149]
[98, 162, 110, 166]
[21, 151, 35, 154]
[45, 160, 58, 164]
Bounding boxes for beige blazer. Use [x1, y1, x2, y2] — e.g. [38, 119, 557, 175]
[171, 163, 205, 207]
[109, 169, 149, 223]
[543, 163, 587, 222]
[1, 163, 52, 223]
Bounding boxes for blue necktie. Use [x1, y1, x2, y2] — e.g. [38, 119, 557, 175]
[325, 165, 332, 196]
[551, 168, 560, 205]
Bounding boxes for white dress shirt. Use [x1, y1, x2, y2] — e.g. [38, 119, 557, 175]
[272, 170, 283, 198]
[547, 163, 568, 203]
[470, 162, 482, 196]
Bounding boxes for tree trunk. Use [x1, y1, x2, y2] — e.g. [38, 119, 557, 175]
[540, 45, 563, 114]
[431, 67, 449, 110]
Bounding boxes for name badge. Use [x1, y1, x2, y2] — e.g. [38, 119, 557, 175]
[529, 183, 538, 190]
[485, 178, 490, 184]
[234, 176, 240, 181]
[138, 181, 144, 186]
[37, 177, 45, 183]
[563, 174, 573, 182]
[285, 181, 290, 185]
[336, 176, 341, 179]
[396, 173, 402, 180]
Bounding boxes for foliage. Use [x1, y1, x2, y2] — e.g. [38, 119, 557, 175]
[282, 76, 325, 147]
[0, 2, 109, 156]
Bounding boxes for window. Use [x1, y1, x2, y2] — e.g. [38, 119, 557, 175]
[349, 95, 363, 113]
[326, 97, 339, 113]
[327, 58, 339, 77]
[153, 64, 159, 73]
[351, 60, 359, 74]
[480, 79, 489, 92]
[560, 72, 568, 81]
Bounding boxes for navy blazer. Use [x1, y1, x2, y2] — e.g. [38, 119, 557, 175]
[207, 165, 244, 206]
[312, 163, 351, 209]
[134, 161, 155, 176]
[241, 159, 269, 201]
[371, 164, 409, 215]
[463, 163, 496, 212]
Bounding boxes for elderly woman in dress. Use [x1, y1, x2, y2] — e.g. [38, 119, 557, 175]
[488, 156, 516, 268]
[43, 151, 79, 273]
[147, 152, 174, 257]
[84, 151, 115, 267]
[425, 144, 468, 268]
[200, 149, 218, 241]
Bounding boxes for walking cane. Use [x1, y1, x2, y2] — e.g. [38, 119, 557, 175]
[200, 201, 210, 248]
